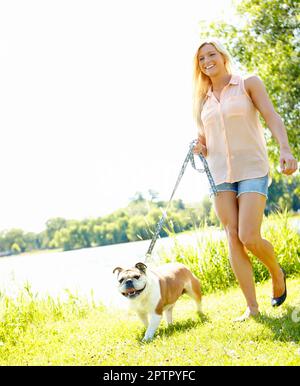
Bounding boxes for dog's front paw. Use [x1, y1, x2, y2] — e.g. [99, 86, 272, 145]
[142, 314, 162, 342]
[142, 332, 155, 342]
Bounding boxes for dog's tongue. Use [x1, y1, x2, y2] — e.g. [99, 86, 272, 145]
[126, 288, 135, 294]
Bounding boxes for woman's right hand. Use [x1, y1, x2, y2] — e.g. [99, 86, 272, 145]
[193, 139, 207, 157]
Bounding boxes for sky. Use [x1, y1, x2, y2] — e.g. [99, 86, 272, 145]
[0, 0, 238, 233]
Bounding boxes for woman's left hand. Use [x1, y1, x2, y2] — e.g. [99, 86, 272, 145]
[280, 150, 298, 175]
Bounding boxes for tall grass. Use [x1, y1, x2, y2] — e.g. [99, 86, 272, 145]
[160, 209, 300, 294]
[0, 285, 102, 348]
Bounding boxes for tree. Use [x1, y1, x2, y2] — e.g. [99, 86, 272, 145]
[52, 227, 72, 251]
[2, 229, 26, 252]
[126, 215, 152, 241]
[11, 243, 21, 254]
[266, 173, 300, 213]
[45, 217, 67, 246]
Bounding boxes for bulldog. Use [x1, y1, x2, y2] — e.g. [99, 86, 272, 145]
[113, 262, 202, 341]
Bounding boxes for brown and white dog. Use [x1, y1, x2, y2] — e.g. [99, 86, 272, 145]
[113, 262, 202, 341]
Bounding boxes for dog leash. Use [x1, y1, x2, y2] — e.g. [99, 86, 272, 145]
[144, 139, 217, 263]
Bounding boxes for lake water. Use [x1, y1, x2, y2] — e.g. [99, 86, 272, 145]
[0, 230, 224, 307]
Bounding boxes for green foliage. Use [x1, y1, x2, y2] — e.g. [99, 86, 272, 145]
[0, 228, 41, 254]
[259, 209, 300, 274]
[46, 218, 67, 244]
[11, 243, 21, 254]
[266, 173, 300, 213]
[0, 284, 97, 348]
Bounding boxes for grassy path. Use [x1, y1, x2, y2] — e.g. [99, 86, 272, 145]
[1, 276, 300, 366]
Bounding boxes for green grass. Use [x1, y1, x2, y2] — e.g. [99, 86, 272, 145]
[0, 276, 300, 366]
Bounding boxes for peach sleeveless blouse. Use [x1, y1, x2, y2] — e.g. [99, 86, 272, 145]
[199, 74, 270, 185]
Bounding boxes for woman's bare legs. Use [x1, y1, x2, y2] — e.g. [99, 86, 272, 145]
[213, 191, 286, 320]
[213, 192, 259, 317]
[237, 193, 285, 298]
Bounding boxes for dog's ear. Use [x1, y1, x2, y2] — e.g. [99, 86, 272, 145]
[135, 262, 147, 274]
[113, 267, 123, 275]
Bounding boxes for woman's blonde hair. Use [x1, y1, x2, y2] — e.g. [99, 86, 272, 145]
[193, 38, 233, 131]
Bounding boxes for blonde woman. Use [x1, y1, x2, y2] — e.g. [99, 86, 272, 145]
[192, 38, 298, 321]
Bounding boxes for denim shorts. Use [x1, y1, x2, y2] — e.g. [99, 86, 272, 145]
[209, 174, 269, 199]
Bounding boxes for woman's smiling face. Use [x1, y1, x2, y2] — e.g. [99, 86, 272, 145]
[198, 44, 226, 77]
